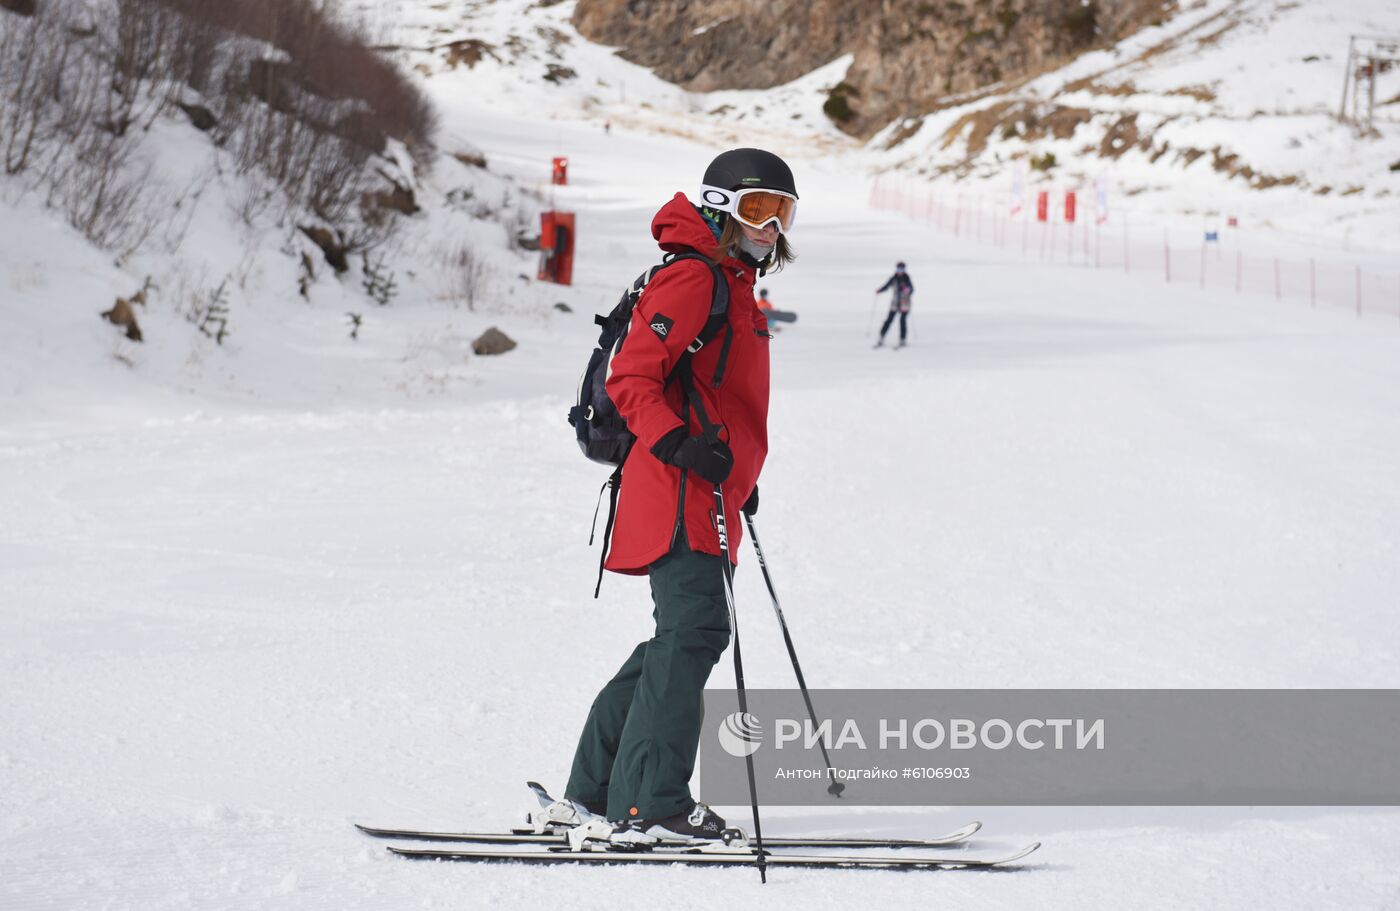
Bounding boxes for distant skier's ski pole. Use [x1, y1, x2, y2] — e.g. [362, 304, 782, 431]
[866, 292, 879, 336]
[744, 513, 846, 797]
[713, 486, 767, 883]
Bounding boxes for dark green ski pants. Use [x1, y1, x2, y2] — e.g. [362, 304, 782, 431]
[565, 541, 731, 822]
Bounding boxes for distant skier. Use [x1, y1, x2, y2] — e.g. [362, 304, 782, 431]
[757, 287, 797, 327]
[550, 148, 799, 844]
[874, 261, 913, 348]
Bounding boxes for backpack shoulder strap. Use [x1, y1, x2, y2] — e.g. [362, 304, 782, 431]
[658, 250, 729, 347]
[591, 465, 622, 599]
[654, 251, 732, 438]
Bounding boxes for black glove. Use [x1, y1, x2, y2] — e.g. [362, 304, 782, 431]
[741, 485, 758, 517]
[651, 427, 733, 484]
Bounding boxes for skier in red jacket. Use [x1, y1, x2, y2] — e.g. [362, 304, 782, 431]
[557, 149, 798, 844]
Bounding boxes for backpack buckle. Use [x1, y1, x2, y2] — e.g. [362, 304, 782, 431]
[687, 338, 704, 353]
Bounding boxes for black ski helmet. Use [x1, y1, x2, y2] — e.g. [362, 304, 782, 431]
[700, 148, 798, 202]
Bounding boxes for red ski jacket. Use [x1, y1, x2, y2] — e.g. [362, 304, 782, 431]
[604, 193, 770, 574]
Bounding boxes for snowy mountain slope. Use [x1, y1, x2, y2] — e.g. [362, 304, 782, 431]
[0, 1, 600, 430]
[10, 0, 1391, 437]
[1, 146, 575, 426]
[5, 2, 1400, 910]
[1, 0, 851, 431]
[356, 0, 855, 152]
[7, 73, 1400, 911]
[364, 0, 1400, 252]
[868, 0, 1400, 251]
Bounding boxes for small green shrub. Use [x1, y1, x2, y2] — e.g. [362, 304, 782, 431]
[823, 82, 859, 124]
[361, 254, 398, 306]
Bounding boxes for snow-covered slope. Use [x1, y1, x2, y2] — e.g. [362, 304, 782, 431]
[4, 2, 1400, 909]
[6, 97, 1400, 905]
[868, 0, 1400, 251]
[358, 0, 1400, 252]
[10, 1, 1393, 435]
[0, 2, 591, 428]
[355, 0, 855, 154]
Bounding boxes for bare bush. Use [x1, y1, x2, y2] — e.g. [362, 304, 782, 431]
[0, 0, 437, 258]
[304, 133, 373, 225]
[164, 6, 220, 96]
[230, 106, 319, 209]
[340, 214, 398, 259]
[0, 8, 156, 254]
[49, 127, 160, 256]
[108, 0, 178, 134]
[500, 197, 535, 251]
[155, 0, 437, 159]
[231, 169, 278, 228]
[442, 243, 489, 311]
[157, 175, 201, 253]
[0, 11, 68, 175]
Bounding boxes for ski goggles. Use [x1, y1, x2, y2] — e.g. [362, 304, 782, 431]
[698, 184, 798, 233]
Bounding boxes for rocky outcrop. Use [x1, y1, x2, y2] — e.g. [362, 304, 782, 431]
[299, 225, 349, 273]
[101, 291, 146, 343]
[364, 179, 419, 217]
[472, 327, 517, 356]
[572, 0, 1174, 138]
[177, 103, 218, 132]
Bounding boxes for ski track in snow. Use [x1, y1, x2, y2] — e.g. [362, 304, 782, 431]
[6, 5, 1400, 909]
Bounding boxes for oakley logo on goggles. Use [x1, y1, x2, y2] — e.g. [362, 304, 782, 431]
[698, 185, 797, 233]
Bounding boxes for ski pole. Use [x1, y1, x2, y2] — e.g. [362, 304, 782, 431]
[713, 486, 767, 883]
[866, 292, 879, 336]
[744, 513, 845, 798]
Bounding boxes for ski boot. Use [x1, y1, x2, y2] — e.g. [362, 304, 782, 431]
[525, 781, 607, 834]
[609, 802, 747, 847]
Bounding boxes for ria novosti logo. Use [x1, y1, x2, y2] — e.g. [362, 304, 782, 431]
[716, 711, 763, 757]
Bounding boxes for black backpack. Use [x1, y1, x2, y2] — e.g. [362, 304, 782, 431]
[568, 250, 731, 595]
[568, 250, 730, 465]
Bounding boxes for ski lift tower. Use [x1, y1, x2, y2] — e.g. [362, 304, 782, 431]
[1338, 35, 1400, 133]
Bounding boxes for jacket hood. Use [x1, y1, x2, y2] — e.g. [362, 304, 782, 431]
[651, 193, 754, 277]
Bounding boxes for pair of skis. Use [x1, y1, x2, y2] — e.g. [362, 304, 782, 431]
[357, 516, 1037, 874]
[356, 783, 1040, 872]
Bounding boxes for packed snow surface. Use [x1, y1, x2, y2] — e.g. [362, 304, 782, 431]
[4, 1, 1400, 908]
